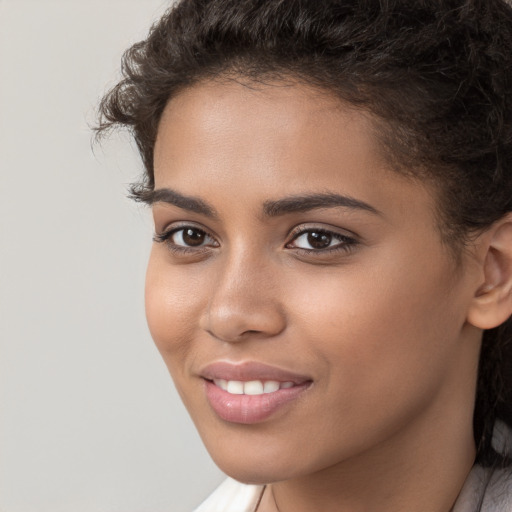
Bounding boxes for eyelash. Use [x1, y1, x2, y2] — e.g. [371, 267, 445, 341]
[153, 225, 218, 255]
[286, 227, 358, 256]
[153, 225, 358, 257]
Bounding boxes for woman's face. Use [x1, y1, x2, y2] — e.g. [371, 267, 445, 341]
[146, 80, 481, 483]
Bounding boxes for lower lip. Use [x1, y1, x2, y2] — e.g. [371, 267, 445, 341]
[204, 380, 310, 424]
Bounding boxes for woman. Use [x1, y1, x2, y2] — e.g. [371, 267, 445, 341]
[97, 0, 512, 510]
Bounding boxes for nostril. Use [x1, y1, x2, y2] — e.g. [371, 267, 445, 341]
[205, 327, 263, 343]
[200, 287, 287, 342]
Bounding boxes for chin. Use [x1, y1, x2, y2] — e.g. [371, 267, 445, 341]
[197, 430, 299, 484]
[201, 437, 329, 485]
[214, 457, 291, 485]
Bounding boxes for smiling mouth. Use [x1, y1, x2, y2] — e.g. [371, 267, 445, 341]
[211, 378, 296, 395]
[199, 361, 313, 423]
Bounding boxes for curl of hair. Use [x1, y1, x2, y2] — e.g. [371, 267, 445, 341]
[97, 0, 512, 466]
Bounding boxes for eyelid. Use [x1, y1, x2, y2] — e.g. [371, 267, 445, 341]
[155, 220, 217, 238]
[156, 218, 201, 232]
[287, 223, 359, 242]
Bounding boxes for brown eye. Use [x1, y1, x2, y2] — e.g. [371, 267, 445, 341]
[306, 231, 332, 249]
[291, 230, 336, 250]
[180, 228, 206, 246]
[287, 228, 357, 254]
[170, 227, 215, 247]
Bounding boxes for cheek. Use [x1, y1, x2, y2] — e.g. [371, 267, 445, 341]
[286, 255, 463, 399]
[268, 262, 464, 463]
[144, 249, 205, 366]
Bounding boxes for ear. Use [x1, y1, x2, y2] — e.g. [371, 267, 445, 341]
[467, 214, 512, 330]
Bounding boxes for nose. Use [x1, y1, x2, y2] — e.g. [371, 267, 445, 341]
[200, 250, 286, 343]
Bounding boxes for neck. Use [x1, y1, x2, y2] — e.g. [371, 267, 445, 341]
[263, 422, 475, 512]
[266, 436, 474, 512]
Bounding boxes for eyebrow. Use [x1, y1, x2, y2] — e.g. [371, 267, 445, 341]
[263, 193, 380, 217]
[147, 188, 380, 218]
[145, 188, 218, 218]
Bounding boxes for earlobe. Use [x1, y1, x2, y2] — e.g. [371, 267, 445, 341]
[467, 215, 512, 330]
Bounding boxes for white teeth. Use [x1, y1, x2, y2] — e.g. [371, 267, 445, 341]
[213, 379, 228, 391]
[244, 380, 264, 395]
[226, 380, 244, 394]
[263, 381, 280, 393]
[214, 379, 295, 395]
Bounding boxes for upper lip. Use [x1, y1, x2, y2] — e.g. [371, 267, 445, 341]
[200, 361, 312, 384]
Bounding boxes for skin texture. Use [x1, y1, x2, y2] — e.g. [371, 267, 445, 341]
[145, 80, 507, 512]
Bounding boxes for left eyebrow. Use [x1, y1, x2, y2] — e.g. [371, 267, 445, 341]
[262, 193, 381, 217]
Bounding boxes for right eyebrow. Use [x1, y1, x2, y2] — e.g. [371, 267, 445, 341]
[142, 188, 218, 218]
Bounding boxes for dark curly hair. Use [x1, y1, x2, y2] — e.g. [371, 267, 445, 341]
[97, 0, 512, 466]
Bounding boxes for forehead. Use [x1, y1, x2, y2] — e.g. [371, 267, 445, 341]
[153, 79, 434, 223]
[159, 78, 368, 132]
[157, 80, 384, 178]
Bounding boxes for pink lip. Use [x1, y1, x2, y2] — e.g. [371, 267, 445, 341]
[200, 361, 311, 384]
[200, 361, 312, 424]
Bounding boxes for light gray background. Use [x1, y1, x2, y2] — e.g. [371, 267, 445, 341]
[0, 1, 224, 511]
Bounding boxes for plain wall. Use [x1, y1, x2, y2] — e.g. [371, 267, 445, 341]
[0, 1, 224, 511]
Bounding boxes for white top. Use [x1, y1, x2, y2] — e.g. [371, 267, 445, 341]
[194, 422, 512, 512]
[193, 478, 263, 512]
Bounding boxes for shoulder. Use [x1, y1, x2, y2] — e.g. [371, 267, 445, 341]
[454, 421, 512, 512]
[453, 464, 512, 512]
[483, 467, 512, 511]
[193, 478, 265, 512]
